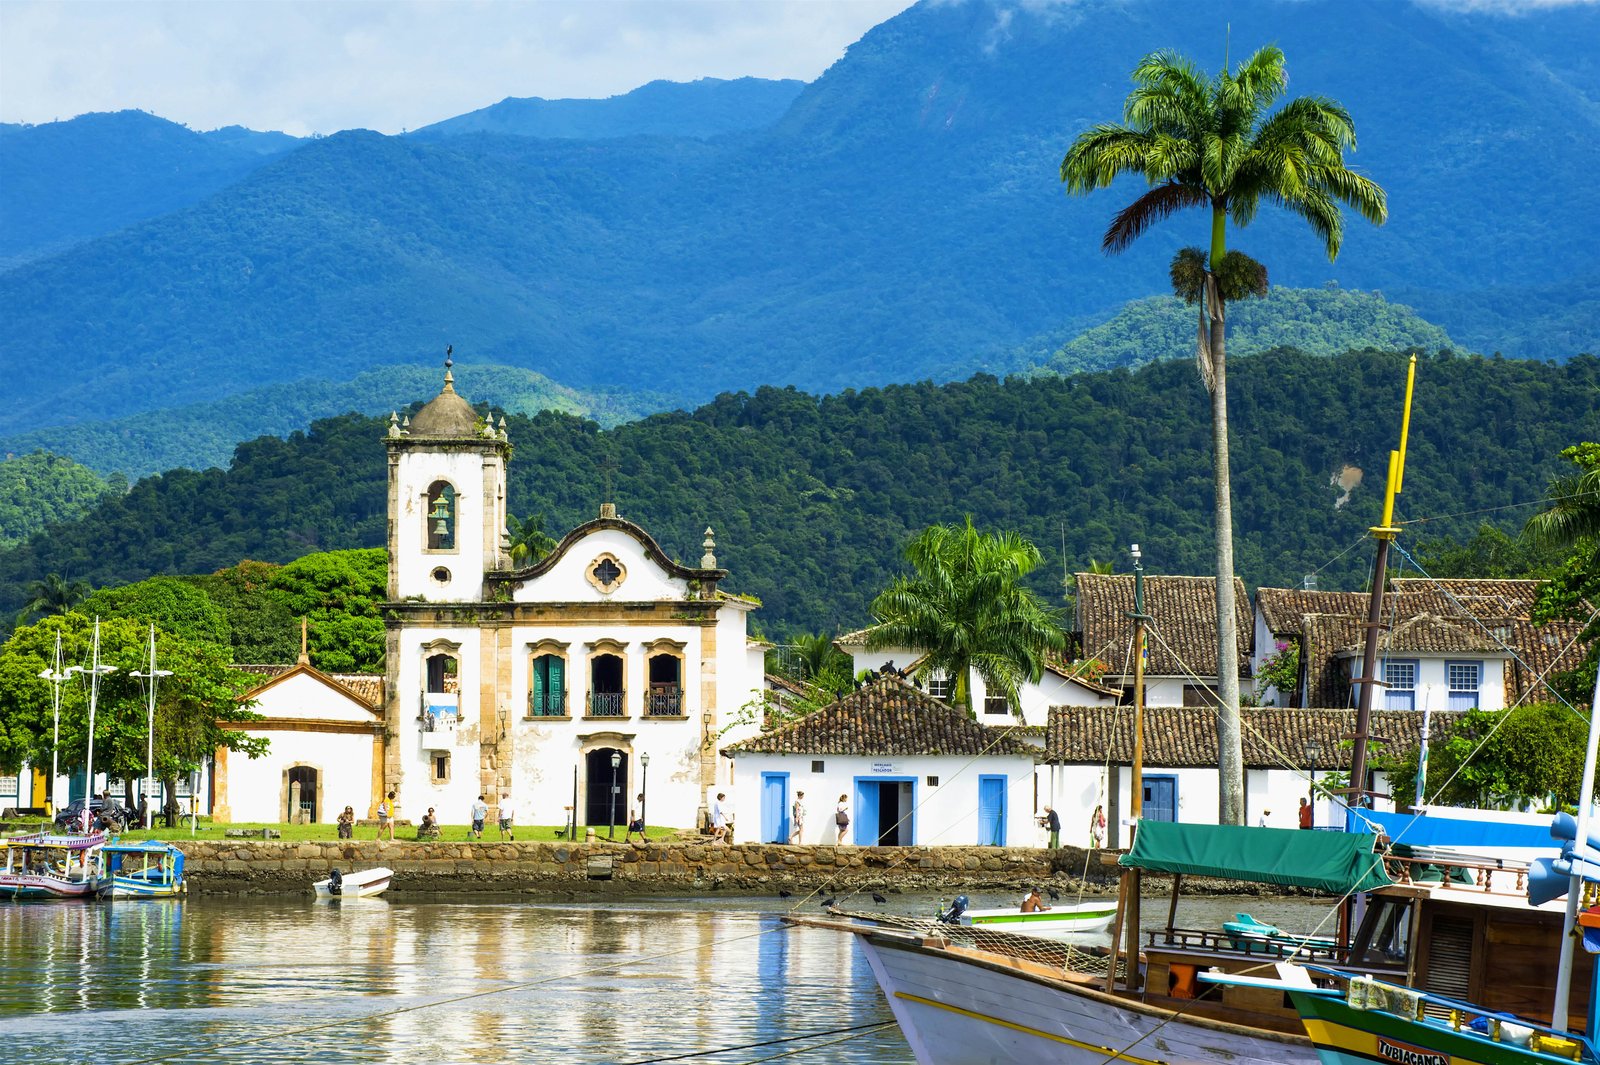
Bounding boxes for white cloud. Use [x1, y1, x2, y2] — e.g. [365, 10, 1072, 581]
[0, 0, 916, 136]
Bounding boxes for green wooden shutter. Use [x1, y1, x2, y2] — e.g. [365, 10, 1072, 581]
[550, 657, 564, 713]
[532, 657, 546, 714]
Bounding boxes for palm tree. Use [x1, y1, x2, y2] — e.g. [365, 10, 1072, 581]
[868, 519, 1066, 718]
[783, 632, 854, 698]
[1525, 443, 1600, 551]
[1061, 46, 1386, 823]
[17, 573, 90, 624]
[506, 513, 559, 567]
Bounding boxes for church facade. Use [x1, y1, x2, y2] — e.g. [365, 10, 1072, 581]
[381, 367, 765, 832]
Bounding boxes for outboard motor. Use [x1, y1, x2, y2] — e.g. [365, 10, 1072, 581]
[328, 868, 343, 896]
[938, 895, 969, 924]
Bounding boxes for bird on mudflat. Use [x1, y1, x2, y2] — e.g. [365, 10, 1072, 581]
[819, 897, 837, 908]
[872, 892, 887, 904]
[1047, 888, 1061, 900]
[778, 889, 792, 898]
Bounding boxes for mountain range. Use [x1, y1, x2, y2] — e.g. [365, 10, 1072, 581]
[1, 0, 1596, 440]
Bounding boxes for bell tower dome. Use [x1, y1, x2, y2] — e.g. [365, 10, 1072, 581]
[385, 351, 511, 602]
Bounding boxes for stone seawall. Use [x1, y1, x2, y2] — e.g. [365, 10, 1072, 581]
[176, 840, 1120, 897]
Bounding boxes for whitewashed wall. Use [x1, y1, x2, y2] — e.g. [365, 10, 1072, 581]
[727, 752, 1036, 847]
[229, 671, 381, 824]
[395, 449, 497, 602]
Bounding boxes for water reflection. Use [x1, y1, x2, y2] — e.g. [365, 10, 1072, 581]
[1, 897, 910, 1065]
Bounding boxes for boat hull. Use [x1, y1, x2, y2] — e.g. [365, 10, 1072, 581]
[105, 876, 184, 899]
[858, 930, 1318, 1065]
[0, 874, 102, 901]
[962, 901, 1116, 937]
[313, 867, 392, 898]
[1291, 989, 1588, 1065]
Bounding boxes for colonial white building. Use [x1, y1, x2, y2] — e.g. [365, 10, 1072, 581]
[722, 670, 1040, 847]
[381, 366, 766, 831]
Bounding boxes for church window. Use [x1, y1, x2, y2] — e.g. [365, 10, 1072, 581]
[530, 654, 567, 717]
[586, 553, 626, 593]
[646, 653, 683, 716]
[588, 654, 625, 717]
[431, 567, 451, 583]
[425, 481, 457, 551]
[433, 753, 449, 782]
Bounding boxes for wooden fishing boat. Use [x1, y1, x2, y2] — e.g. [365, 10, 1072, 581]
[312, 866, 393, 898]
[956, 897, 1117, 937]
[0, 832, 107, 900]
[99, 840, 186, 899]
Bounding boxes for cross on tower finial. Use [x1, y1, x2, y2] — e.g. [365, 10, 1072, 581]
[442, 345, 456, 393]
[598, 455, 619, 507]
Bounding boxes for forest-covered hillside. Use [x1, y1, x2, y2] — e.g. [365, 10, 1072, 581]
[2, 0, 1595, 437]
[2, 350, 1595, 638]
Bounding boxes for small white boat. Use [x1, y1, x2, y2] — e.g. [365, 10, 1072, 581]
[956, 896, 1117, 937]
[312, 866, 393, 898]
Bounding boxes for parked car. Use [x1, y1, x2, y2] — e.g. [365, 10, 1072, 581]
[53, 797, 133, 832]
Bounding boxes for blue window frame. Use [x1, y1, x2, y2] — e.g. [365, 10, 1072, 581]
[1447, 661, 1481, 711]
[1383, 659, 1417, 711]
[1142, 776, 1177, 822]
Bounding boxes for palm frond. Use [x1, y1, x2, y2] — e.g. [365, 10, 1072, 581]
[1214, 250, 1269, 302]
[1060, 125, 1158, 192]
[1103, 182, 1210, 254]
[1267, 185, 1344, 259]
[1168, 247, 1209, 303]
[1310, 165, 1388, 225]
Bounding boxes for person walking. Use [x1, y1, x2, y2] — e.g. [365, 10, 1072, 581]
[1089, 804, 1106, 849]
[711, 793, 729, 844]
[1042, 805, 1061, 849]
[498, 795, 516, 841]
[834, 794, 850, 844]
[470, 794, 488, 840]
[337, 805, 355, 840]
[625, 801, 649, 843]
[789, 791, 806, 844]
[1298, 797, 1314, 830]
[1258, 808, 1272, 828]
[377, 791, 396, 841]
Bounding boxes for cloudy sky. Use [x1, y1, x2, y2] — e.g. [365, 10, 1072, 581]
[0, 1, 916, 137]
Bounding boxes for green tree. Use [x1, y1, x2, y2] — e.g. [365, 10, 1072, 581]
[1060, 45, 1387, 823]
[769, 632, 854, 700]
[266, 548, 387, 672]
[507, 512, 559, 567]
[0, 613, 266, 788]
[1526, 443, 1600, 703]
[78, 576, 232, 648]
[1414, 522, 1564, 580]
[17, 573, 91, 624]
[1381, 704, 1587, 810]
[868, 519, 1065, 718]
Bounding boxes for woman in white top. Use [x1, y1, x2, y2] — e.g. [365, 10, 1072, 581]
[835, 794, 850, 844]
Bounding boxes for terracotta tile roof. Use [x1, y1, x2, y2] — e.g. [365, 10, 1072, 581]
[722, 673, 1037, 758]
[1335, 614, 1505, 657]
[1389, 578, 1547, 620]
[235, 663, 384, 708]
[834, 625, 878, 648]
[1042, 651, 1123, 697]
[1256, 588, 1371, 634]
[1503, 618, 1592, 705]
[1301, 614, 1367, 708]
[1044, 706, 1462, 768]
[1075, 573, 1252, 678]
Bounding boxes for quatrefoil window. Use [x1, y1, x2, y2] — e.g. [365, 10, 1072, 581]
[587, 553, 626, 594]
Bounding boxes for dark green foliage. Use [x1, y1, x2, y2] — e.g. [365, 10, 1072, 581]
[0, 451, 120, 548]
[264, 549, 388, 672]
[1039, 287, 1453, 377]
[1413, 523, 1565, 581]
[185, 561, 298, 665]
[1382, 704, 1588, 809]
[2, 1, 1596, 436]
[0, 350, 1595, 642]
[78, 577, 231, 648]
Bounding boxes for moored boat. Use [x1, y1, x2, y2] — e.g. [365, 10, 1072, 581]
[956, 897, 1117, 937]
[99, 839, 186, 899]
[313, 866, 393, 898]
[0, 832, 107, 900]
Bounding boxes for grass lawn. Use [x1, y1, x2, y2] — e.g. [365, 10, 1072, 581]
[111, 821, 687, 843]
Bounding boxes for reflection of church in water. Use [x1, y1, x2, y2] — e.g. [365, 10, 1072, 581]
[384, 363, 765, 830]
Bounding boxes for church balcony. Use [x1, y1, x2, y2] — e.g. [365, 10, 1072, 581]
[587, 691, 626, 718]
[528, 688, 567, 717]
[645, 687, 683, 717]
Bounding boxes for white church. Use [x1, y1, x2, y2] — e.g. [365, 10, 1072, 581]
[221, 364, 768, 831]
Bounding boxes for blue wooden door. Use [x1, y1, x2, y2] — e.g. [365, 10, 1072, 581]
[1143, 776, 1177, 822]
[977, 775, 1006, 846]
[854, 781, 879, 846]
[761, 773, 789, 843]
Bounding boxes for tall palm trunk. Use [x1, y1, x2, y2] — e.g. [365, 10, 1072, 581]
[1210, 206, 1244, 825]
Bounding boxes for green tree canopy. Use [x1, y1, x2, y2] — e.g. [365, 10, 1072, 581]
[0, 613, 265, 781]
[78, 575, 232, 648]
[868, 519, 1065, 718]
[1382, 704, 1588, 810]
[265, 548, 388, 672]
[1527, 443, 1600, 704]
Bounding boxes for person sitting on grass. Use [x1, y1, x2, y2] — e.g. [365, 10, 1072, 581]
[417, 807, 439, 840]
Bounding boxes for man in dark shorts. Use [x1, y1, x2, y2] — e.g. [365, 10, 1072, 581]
[470, 795, 488, 839]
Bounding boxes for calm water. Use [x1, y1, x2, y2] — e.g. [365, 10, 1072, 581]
[1, 890, 1332, 1065]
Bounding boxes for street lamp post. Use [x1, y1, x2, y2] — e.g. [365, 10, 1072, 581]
[130, 624, 173, 829]
[608, 752, 621, 840]
[640, 752, 650, 836]
[37, 631, 69, 815]
[68, 619, 116, 834]
[1304, 738, 1322, 827]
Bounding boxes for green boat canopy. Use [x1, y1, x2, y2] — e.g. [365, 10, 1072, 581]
[1120, 820, 1392, 895]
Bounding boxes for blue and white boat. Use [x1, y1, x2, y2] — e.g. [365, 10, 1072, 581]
[99, 840, 186, 899]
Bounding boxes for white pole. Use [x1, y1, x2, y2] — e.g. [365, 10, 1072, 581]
[38, 632, 65, 814]
[1414, 700, 1432, 809]
[1553, 667, 1600, 1031]
[83, 620, 104, 833]
[131, 624, 170, 829]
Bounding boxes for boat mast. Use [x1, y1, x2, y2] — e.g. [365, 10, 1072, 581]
[1122, 543, 1150, 989]
[1348, 355, 1418, 820]
[1553, 666, 1600, 1030]
[78, 619, 115, 833]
